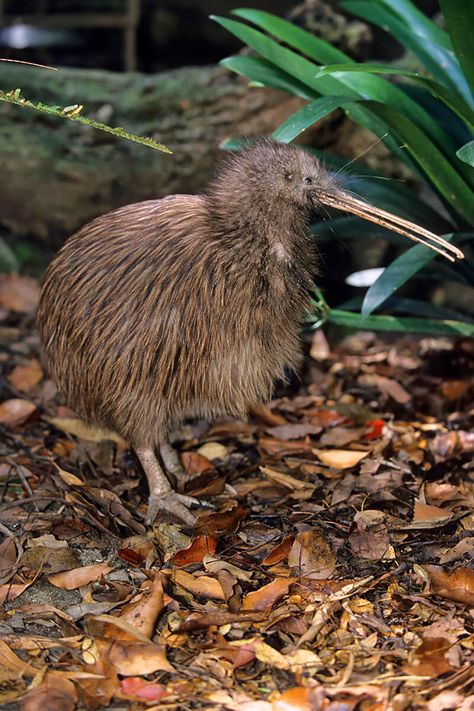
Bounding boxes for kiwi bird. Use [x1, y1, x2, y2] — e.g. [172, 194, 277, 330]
[37, 141, 463, 524]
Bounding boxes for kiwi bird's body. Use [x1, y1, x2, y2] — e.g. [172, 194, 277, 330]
[38, 144, 318, 453]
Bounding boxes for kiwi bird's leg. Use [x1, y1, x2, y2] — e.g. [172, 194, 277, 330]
[136, 448, 196, 525]
[159, 443, 188, 491]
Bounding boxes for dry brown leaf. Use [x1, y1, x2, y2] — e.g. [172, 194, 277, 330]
[197, 441, 228, 460]
[171, 568, 225, 600]
[413, 501, 453, 523]
[404, 637, 455, 677]
[0, 638, 37, 677]
[8, 358, 43, 392]
[180, 451, 214, 475]
[0, 581, 34, 605]
[0, 274, 40, 313]
[313, 448, 368, 469]
[254, 642, 322, 673]
[45, 416, 127, 446]
[115, 573, 164, 639]
[259, 437, 313, 456]
[0, 398, 37, 426]
[262, 536, 294, 566]
[272, 687, 316, 711]
[171, 535, 217, 566]
[359, 373, 411, 404]
[118, 677, 169, 703]
[260, 465, 313, 491]
[241, 577, 296, 611]
[92, 637, 173, 675]
[424, 565, 474, 606]
[288, 530, 336, 579]
[48, 562, 113, 590]
[21, 673, 78, 711]
[265, 422, 322, 441]
[349, 510, 390, 561]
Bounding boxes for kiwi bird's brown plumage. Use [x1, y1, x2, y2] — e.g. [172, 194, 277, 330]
[37, 141, 463, 523]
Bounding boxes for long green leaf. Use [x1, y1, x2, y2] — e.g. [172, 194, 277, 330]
[220, 56, 316, 100]
[316, 63, 474, 130]
[361, 241, 451, 317]
[271, 95, 350, 143]
[341, 1, 472, 106]
[326, 309, 474, 336]
[457, 140, 474, 167]
[439, 0, 474, 100]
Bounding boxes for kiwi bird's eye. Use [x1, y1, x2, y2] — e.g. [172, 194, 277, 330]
[304, 176, 313, 185]
[285, 173, 293, 181]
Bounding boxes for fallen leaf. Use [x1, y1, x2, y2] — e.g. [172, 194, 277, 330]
[265, 422, 322, 440]
[260, 465, 313, 491]
[288, 530, 336, 579]
[254, 642, 322, 673]
[92, 637, 173, 675]
[262, 536, 294, 566]
[358, 374, 411, 404]
[313, 448, 368, 469]
[116, 573, 165, 639]
[48, 562, 113, 590]
[21, 673, 78, 711]
[171, 569, 225, 600]
[424, 566, 474, 606]
[197, 442, 228, 460]
[309, 329, 330, 360]
[0, 398, 37, 426]
[404, 637, 455, 677]
[45, 416, 127, 446]
[7, 359, 43, 392]
[241, 577, 295, 611]
[181, 451, 214, 475]
[0, 274, 40, 313]
[413, 502, 453, 524]
[171, 535, 217, 566]
[272, 687, 315, 711]
[119, 677, 168, 702]
[349, 510, 390, 561]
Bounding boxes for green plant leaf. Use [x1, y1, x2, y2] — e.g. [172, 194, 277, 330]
[271, 95, 350, 143]
[220, 56, 316, 100]
[361, 240, 452, 317]
[439, 0, 474, 100]
[316, 63, 474, 130]
[456, 140, 474, 167]
[341, 0, 472, 106]
[326, 309, 474, 336]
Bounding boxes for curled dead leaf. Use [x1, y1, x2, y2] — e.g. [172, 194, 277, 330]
[241, 577, 296, 611]
[48, 562, 113, 590]
[0, 398, 37, 426]
[424, 565, 474, 606]
[313, 448, 368, 470]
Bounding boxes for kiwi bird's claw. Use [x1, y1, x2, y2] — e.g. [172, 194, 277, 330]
[146, 490, 198, 526]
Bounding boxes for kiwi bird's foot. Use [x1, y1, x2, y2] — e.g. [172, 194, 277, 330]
[159, 442, 188, 491]
[146, 489, 197, 526]
[136, 446, 197, 526]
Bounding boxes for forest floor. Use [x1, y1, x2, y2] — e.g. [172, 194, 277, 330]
[1, 272, 474, 711]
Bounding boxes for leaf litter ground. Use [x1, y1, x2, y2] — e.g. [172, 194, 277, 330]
[0, 273, 474, 710]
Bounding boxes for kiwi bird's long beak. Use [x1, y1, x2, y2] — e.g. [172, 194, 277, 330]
[315, 189, 464, 263]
